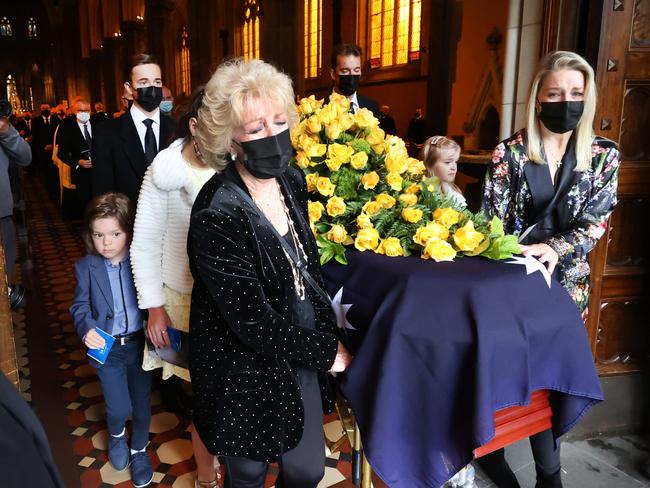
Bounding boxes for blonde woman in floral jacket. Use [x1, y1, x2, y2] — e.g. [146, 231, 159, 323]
[479, 51, 620, 488]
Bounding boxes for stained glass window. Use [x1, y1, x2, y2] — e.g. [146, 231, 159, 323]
[27, 17, 37, 37]
[304, 0, 322, 79]
[0, 17, 12, 37]
[369, 0, 421, 68]
[180, 27, 191, 94]
[243, 0, 261, 59]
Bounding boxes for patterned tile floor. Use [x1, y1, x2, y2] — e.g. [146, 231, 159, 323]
[15, 178, 371, 488]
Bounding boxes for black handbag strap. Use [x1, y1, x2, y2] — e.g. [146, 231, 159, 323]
[222, 179, 333, 307]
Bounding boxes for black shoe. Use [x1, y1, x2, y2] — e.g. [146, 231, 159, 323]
[9, 284, 30, 310]
[535, 468, 563, 488]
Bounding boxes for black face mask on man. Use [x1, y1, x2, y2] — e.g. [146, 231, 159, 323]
[537, 100, 584, 134]
[135, 86, 163, 112]
[337, 74, 360, 97]
[240, 128, 293, 179]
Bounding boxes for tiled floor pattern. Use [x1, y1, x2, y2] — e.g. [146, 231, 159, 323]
[17, 178, 358, 488]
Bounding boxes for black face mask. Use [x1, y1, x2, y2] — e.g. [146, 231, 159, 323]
[41, 110, 50, 117]
[135, 86, 163, 112]
[337, 74, 360, 97]
[240, 129, 293, 179]
[537, 100, 584, 134]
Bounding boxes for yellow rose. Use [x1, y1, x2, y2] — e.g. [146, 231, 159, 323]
[433, 207, 461, 228]
[306, 143, 327, 158]
[317, 102, 339, 125]
[422, 237, 457, 262]
[329, 92, 351, 113]
[385, 134, 406, 150]
[307, 201, 325, 222]
[413, 223, 448, 246]
[354, 107, 378, 129]
[407, 157, 426, 176]
[375, 237, 404, 257]
[316, 176, 336, 197]
[326, 196, 346, 217]
[385, 171, 403, 191]
[306, 115, 322, 134]
[356, 213, 373, 229]
[350, 151, 369, 170]
[354, 228, 380, 251]
[325, 157, 345, 172]
[325, 121, 342, 141]
[295, 133, 314, 152]
[327, 224, 348, 244]
[399, 193, 418, 206]
[372, 142, 386, 155]
[361, 171, 380, 190]
[327, 143, 355, 163]
[337, 113, 355, 131]
[366, 127, 385, 146]
[362, 201, 382, 215]
[452, 221, 485, 252]
[375, 193, 396, 209]
[295, 151, 310, 169]
[310, 221, 317, 236]
[305, 172, 319, 192]
[297, 95, 323, 116]
[404, 183, 421, 194]
[385, 151, 409, 174]
[401, 207, 423, 223]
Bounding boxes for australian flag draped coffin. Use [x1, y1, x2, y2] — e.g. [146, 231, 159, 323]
[322, 251, 603, 488]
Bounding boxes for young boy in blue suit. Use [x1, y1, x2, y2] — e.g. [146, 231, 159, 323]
[70, 193, 153, 488]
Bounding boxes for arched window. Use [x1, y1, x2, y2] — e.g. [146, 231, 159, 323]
[242, 0, 260, 59]
[179, 27, 191, 95]
[27, 17, 37, 37]
[369, 0, 421, 68]
[304, 0, 322, 79]
[0, 17, 12, 37]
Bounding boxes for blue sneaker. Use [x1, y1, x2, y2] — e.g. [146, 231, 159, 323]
[107, 435, 129, 471]
[130, 451, 154, 487]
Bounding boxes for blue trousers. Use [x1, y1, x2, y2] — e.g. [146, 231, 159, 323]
[94, 337, 152, 450]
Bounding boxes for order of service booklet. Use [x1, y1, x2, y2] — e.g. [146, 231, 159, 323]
[86, 328, 115, 364]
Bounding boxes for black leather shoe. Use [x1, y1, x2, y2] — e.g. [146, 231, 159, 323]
[535, 469, 563, 488]
[9, 284, 30, 310]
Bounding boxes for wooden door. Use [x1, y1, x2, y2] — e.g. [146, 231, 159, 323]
[588, 0, 650, 375]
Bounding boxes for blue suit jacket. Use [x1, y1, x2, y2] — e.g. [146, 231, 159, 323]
[70, 254, 128, 339]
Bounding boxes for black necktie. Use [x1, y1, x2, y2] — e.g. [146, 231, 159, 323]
[351, 101, 357, 113]
[83, 123, 92, 148]
[142, 119, 157, 164]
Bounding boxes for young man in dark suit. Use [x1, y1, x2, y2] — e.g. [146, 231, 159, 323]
[330, 43, 380, 117]
[30, 102, 59, 197]
[92, 53, 174, 205]
[56, 98, 95, 213]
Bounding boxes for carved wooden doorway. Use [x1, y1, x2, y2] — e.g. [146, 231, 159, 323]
[588, 0, 650, 375]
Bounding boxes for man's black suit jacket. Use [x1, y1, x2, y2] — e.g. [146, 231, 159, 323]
[57, 117, 95, 209]
[356, 94, 380, 118]
[91, 111, 174, 205]
[30, 116, 59, 163]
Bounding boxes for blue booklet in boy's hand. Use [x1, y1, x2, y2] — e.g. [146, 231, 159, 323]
[86, 328, 115, 364]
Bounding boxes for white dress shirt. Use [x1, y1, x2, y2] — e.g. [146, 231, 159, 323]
[77, 120, 92, 139]
[130, 104, 160, 152]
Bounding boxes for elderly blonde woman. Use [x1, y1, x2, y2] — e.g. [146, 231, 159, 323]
[130, 89, 220, 488]
[480, 51, 620, 488]
[188, 59, 352, 487]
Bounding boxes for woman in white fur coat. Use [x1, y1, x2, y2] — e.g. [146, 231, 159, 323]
[131, 89, 220, 488]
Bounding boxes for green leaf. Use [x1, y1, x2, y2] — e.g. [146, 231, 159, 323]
[334, 249, 348, 264]
[480, 235, 521, 260]
[489, 216, 505, 237]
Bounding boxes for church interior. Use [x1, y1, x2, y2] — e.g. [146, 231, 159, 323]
[1, 1, 649, 487]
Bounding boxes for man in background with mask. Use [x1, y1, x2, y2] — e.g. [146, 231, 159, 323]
[330, 43, 379, 117]
[92, 53, 174, 204]
[160, 86, 174, 117]
[57, 98, 94, 213]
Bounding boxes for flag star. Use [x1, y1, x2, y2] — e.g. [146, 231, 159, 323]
[330, 287, 356, 330]
[506, 255, 552, 288]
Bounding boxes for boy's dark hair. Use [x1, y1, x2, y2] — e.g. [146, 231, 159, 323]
[82, 193, 134, 255]
[331, 43, 362, 69]
[174, 85, 206, 142]
[127, 53, 159, 83]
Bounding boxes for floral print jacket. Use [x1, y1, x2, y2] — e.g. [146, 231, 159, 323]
[481, 130, 620, 310]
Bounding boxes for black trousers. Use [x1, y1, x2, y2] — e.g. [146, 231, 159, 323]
[477, 428, 561, 488]
[223, 370, 325, 488]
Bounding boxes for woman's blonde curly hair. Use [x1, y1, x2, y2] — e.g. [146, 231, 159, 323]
[195, 58, 298, 173]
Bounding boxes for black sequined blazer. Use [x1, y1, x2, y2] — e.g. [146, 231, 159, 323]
[187, 164, 339, 462]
